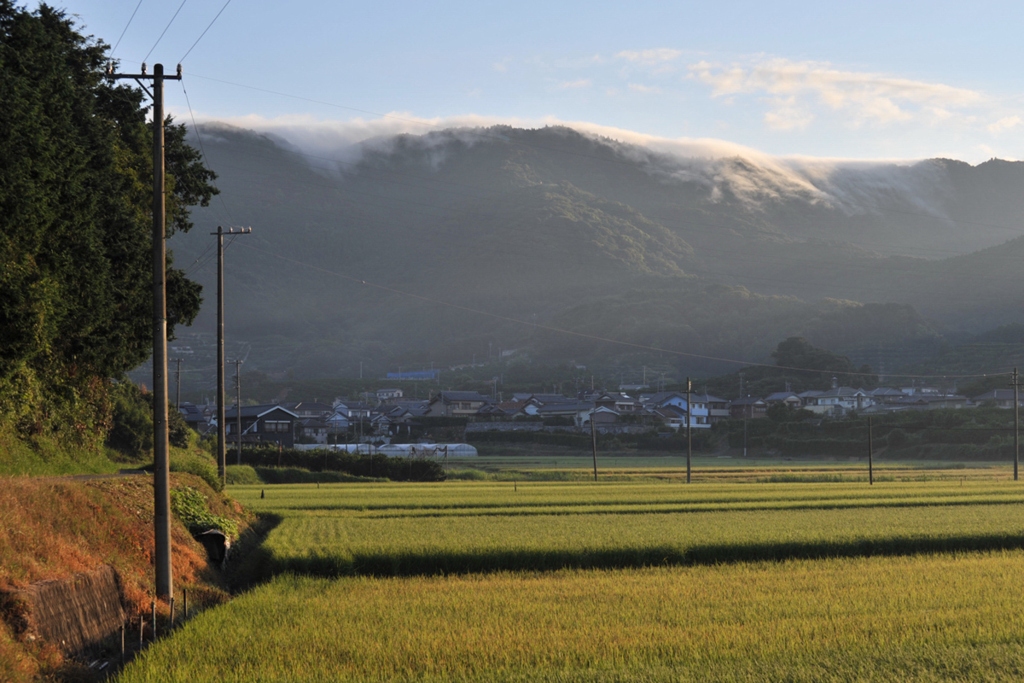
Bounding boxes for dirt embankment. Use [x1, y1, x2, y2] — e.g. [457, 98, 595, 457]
[0, 474, 249, 681]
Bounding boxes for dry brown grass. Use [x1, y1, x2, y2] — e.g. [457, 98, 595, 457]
[0, 473, 248, 680]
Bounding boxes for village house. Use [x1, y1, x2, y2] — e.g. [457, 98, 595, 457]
[426, 391, 491, 417]
[730, 397, 767, 419]
[224, 404, 300, 448]
[764, 391, 802, 409]
[376, 388, 404, 403]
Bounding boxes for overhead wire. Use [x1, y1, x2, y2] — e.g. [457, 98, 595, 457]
[110, 0, 145, 58]
[179, 79, 236, 225]
[178, 0, 232, 64]
[143, 0, 187, 64]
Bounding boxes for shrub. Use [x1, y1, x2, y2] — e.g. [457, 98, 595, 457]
[226, 465, 261, 485]
[887, 428, 908, 449]
[170, 486, 237, 537]
[170, 453, 222, 492]
[105, 381, 152, 459]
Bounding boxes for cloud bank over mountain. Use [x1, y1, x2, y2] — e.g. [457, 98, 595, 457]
[200, 114, 957, 216]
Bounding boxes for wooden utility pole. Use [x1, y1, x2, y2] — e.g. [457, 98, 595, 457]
[108, 62, 181, 601]
[867, 416, 874, 486]
[234, 359, 243, 466]
[1014, 368, 1020, 482]
[686, 377, 692, 484]
[213, 226, 251, 486]
[172, 358, 183, 411]
[590, 409, 598, 481]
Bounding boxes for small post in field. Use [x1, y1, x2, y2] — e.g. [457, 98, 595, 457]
[867, 416, 874, 486]
[169, 596, 174, 628]
[120, 623, 125, 664]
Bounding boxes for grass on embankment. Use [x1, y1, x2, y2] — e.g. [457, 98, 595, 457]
[117, 550, 1024, 683]
[0, 473, 249, 682]
[0, 426, 123, 477]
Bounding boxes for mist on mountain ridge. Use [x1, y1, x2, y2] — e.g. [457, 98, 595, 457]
[169, 123, 1024, 380]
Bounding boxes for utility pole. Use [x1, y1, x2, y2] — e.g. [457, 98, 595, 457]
[172, 358, 183, 412]
[1014, 368, 1020, 482]
[590, 408, 598, 481]
[108, 61, 181, 602]
[213, 226, 251, 486]
[234, 359, 243, 467]
[867, 416, 874, 486]
[686, 377, 692, 484]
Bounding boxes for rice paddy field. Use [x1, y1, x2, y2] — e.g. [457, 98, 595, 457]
[117, 458, 1024, 682]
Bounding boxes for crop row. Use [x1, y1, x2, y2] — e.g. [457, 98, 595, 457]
[232, 479, 1024, 513]
[118, 551, 1024, 682]
[235, 501, 1024, 580]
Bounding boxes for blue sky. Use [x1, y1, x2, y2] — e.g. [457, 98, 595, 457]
[60, 0, 1024, 162]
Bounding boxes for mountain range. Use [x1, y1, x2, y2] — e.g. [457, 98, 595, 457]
[167, 124, 1024, 383]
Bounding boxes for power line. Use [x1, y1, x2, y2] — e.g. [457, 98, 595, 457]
[143, 0, 187, 64]
[180, 79, 236, 225]
[110, 0, 145, 57]
[178, 0, 232, 63]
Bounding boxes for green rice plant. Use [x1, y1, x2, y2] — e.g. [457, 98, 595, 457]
[222, 479, 1024, 580]
[117, 551, 1024, 682]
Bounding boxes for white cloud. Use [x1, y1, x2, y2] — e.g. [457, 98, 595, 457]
[616, 48, 683, 65]
[199, 113, 1002, 221]
[988, 116, 1022, 134]
[762, 96, 814, 131]
[556, 78, 592, 90]
[628, 83, 663, 94]
[689, 57, 983, 128]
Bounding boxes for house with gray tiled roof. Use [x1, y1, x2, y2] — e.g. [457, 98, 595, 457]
[426, 391, 491, 417]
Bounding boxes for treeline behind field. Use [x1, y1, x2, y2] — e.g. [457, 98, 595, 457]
[236, 446, 446, 482]
[469, 407, 1019, 461]
[467, 429, 717, 453]
[721, 407, 1018, 460]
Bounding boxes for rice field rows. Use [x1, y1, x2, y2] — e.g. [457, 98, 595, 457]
[228, 480, 1024, 579]
[118, 551, 1024, 682]
[116, 474, 1024, 681]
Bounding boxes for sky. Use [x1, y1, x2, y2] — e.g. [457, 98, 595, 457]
[55, 0, 1024, 163]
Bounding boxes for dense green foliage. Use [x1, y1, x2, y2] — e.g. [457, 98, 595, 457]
[717, 407, 1015, 460]
[170, 485, 237, 536]
[468, 429, 716, 452]
[0, 3, 216, 443]
[705, 336, 876, 398]
[237, 446, 446, 482]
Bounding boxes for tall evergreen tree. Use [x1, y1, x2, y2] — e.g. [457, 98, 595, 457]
[0, 2, 216, 440]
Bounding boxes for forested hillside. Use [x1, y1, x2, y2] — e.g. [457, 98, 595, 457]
[163, 123, 1024, 382]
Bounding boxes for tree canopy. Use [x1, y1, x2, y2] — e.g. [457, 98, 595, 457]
[706, 336, 878, 399]
[0, 2, 216, 440]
